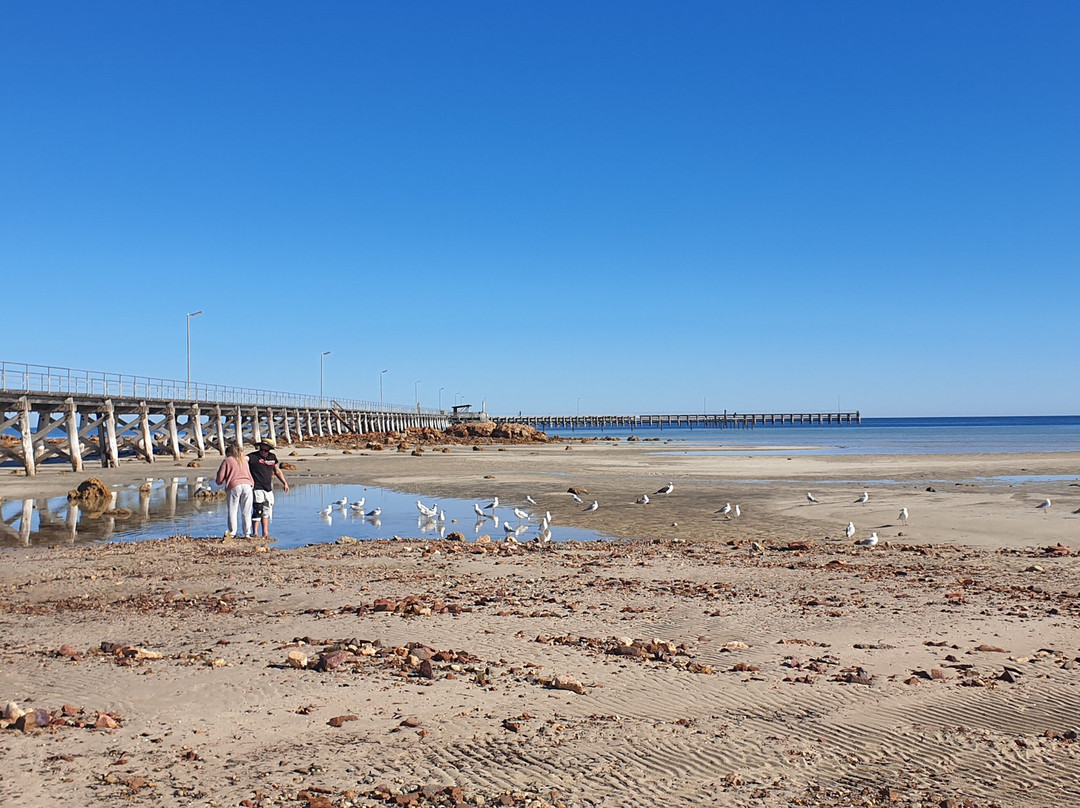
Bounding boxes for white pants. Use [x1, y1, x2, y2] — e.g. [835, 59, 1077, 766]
[226, 484, 253, 537]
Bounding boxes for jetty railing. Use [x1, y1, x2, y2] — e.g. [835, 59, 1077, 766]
[0, 360, 436, 414]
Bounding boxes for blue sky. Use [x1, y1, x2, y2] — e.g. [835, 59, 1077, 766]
[2, 2, 1077, 417]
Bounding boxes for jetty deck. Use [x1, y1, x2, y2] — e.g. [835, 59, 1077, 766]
[494, 412, 861, 431]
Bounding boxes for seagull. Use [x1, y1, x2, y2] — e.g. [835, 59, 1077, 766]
[716, 503, 732, 517]
[538, 529, 552, 543]
[525, 495, 537, 506]
[366, 507, 381, 518]
[318, 505, 333, 517]
[484, 496, 499, 511]
[334, 497, 348, 508]
[635, 494, 650, 505]
[733, 504, 741, 519]
[571, 493, 583, 504]
[416, 500, 437, 518]
[473, 503, 486, 518]
[655, 482, 674, 495]
[584, 500, 599, 512]
[806, 492, 819, 504]
[540, 516, 550, 531]
[503, 521, 516, 536]
[898, 507, 909, 525]
[350, 498, 366, 511]
[856, 531, 879, 548]
[845, 521, 856, 540]
[513, 507, 530, 522]
[438, 509, 446, 522]
[545, 511, 552, 524]
[1036, 498, 1051, 515]
[855, 491, 869, 504]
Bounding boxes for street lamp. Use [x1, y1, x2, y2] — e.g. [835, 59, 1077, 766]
[186, 310, 203, 397]
[379, 369, 388, 409]
[320, 351, 331, 405]
[414, 380, 421, 409]
[439, 387, 445, 412]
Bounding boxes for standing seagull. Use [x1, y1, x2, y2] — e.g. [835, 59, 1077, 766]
[571, 493, 583, 504]
[525, 495, 537, 506]
[845, 521, 856, 540]
[854, 491, 869, 505]
[716, 503, 732, 518]
[484, 497, 499, 512]
[473, 503, 486, 518]
[513, 507, 530, 523]
[856, 531, 879, 548]
[1036, 498, 1052, 515]
[733, 504, 741, 519]
[584, 500, 599, 512]
[898, 507, 909, 525]
[655, 482, 674, 495]
[806, 492, 819, 504]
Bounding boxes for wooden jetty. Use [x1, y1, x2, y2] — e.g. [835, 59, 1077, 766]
[494, 411, 861, 431]
[0, 362, 458, 476]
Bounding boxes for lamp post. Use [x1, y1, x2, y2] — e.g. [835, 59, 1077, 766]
[186, 310, 203, 398]
[320, 351, 331, 405]
[439, 387, 445, 412]
[414, 380, 421, 409]
[379, 369, 388, 410]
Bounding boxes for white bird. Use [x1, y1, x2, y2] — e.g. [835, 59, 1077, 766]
[855, 491, 869, 504]
[366, 507, 381, 518]
[635, 494, 650, 505]
[1036, 498, 1051, 515]
[733, 504, 741, 519]
[540, 516, 550, 531]
[513, 507, 530, 522]
[503, 521, 516, 536]
[538, 529, 552, 543]
[350, 498, 366, 511]
[525, 495, 537, 506]
[856, 531, 879, 548]
[571, 493, 583, 504]
[716, 503, 732, 517]
[806, 492, 819, 504]
[484, 497, 499, 511]
[473, 503, 486, 518]
[318, 505, 333, 517]
[438, 510, 446, 522]
[584, 500, 599, 512]
[845, 521, 856, 540]
[655, 482, 674, 495]
[416, 500, 437, 518]
[545, 511, 552, 524]
[334, 496, 348, 508]
[898, 507, 909, 525]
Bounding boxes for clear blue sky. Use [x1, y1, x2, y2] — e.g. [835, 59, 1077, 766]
[2, 2, 1077, 417]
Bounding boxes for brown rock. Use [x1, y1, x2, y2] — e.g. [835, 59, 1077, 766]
[552, 674, 586, 694]
[327, 715, 358, 727]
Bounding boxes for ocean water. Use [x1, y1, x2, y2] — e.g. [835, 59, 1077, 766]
[551, 415, 1080, 455]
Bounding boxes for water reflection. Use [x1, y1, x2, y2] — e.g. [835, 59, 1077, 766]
[1, 479, 611, 549]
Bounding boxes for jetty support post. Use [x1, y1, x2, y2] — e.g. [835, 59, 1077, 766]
[19, 397, 37, 477]
[65, 397, 83, 472]
[139, 402, 155, 464]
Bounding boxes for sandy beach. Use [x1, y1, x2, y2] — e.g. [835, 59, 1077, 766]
[2, 436, 1079, 807]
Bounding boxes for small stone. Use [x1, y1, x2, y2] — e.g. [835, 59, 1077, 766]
[3, 702, 24, 720]
[287, 650, 309, 669]
[327, 715, 358, 727]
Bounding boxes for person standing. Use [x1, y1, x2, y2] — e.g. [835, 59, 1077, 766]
[215, 442, 254, 538]
[248, 438, 290, 538]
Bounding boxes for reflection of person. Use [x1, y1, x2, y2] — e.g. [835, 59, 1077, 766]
[248, 438, 290, 538]
[215, 442, 253, 538]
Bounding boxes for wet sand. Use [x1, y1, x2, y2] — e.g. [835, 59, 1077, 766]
[2, 440, 1079, 806]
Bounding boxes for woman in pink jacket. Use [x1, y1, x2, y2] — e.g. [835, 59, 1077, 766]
[215, 442, 254, 538]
